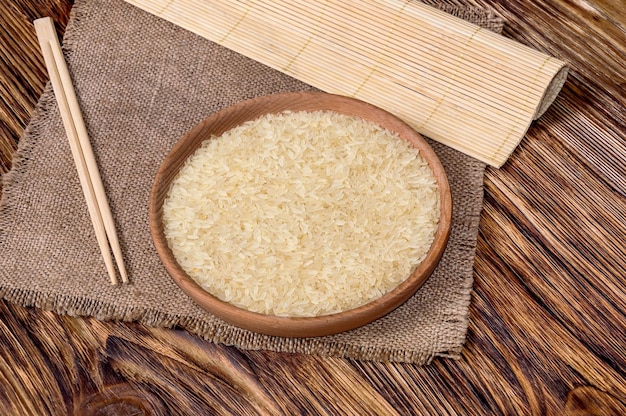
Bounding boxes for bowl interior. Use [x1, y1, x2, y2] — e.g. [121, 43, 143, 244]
[149, 92, 452, 338]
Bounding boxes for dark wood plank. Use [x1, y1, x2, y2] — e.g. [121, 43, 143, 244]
[1, 0, 625, 415]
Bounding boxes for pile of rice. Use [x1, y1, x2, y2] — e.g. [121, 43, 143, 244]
[162, 110, 440, 317]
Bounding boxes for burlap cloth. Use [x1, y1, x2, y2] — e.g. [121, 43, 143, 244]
[0, 0, 503, 363]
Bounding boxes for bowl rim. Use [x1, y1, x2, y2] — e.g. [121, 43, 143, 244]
[149, 91, 452, 338]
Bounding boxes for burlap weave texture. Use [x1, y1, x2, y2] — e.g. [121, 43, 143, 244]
[0, 0, 502, 363]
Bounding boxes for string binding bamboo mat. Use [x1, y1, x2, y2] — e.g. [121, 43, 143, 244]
[124, 0, 568, 167]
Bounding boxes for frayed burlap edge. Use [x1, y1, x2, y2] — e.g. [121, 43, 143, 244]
[0, 279, 475, 363]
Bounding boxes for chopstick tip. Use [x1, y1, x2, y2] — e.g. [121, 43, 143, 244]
[120, 270, 129, 284]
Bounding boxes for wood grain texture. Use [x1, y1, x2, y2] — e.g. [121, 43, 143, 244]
[1, 0, 625, 415]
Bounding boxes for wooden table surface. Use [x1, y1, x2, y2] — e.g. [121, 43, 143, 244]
[1, 0, 625, 414]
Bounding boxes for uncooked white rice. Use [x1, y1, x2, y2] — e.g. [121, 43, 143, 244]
[162, 110, 440, 317]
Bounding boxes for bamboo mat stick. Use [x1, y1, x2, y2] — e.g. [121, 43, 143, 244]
[124, 0, 567, 167]
[34, 17, 128, 285]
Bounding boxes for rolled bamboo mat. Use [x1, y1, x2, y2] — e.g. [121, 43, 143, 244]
[123, 0, 567, 167]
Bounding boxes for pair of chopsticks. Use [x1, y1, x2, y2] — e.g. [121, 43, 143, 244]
[34, 17, 128, 285]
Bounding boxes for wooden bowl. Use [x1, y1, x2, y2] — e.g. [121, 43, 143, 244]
[149, 92, 452, 338]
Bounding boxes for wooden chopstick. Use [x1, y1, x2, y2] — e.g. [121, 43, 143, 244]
[34, 17, 128, 285]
